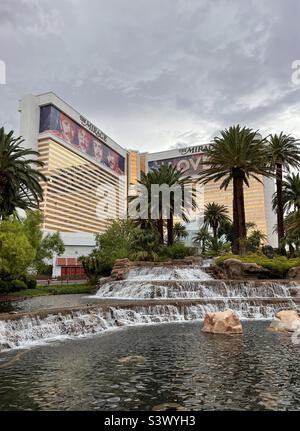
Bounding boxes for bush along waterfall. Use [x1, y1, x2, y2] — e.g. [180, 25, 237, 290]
[1, 257, 300, 353]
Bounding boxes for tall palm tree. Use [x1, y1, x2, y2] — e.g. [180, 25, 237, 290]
[267, 133, 300, 253]
[0, 128, 46, 219]
[173, 222, 188, 241]
[128, 170, 164, 243]
[272, 173, 300, 214]
[203, 202, 230, 238]
[129, 164, 196, 246]
[199, 125, 271, 255]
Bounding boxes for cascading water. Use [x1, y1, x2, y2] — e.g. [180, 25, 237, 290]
[1, 264, 299, 352]
[94, 265, 300, 320]
[95, 279, 296, 299]
[125, 266, 212, 281]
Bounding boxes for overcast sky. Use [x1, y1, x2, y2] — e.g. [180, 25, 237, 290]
[1, 0, 300, 152]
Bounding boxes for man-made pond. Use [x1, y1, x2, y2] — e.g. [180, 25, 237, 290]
[0, 321, 299, 411]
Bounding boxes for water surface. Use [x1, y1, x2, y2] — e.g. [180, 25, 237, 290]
[0, 321, 299, 411]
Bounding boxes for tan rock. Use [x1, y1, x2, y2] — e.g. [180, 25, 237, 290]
[202, 309, 243, 334]
[275, 310, 300, 322]
[288, 266, 300, 279]
[269, 309, 300, 333]
[223, 259, 269, 279]
[223, 259, 243, 278]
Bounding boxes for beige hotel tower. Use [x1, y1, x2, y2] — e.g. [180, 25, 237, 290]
[19, 93, 276, 276]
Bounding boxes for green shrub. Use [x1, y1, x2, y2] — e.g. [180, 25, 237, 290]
[215, 252, 300, 278]
[161, 243, 194, 260]
[9, 279, 27, 292]
[23, 276, 37, 289]
[37, 264, 53, 277]
[0, 280, 10, 294]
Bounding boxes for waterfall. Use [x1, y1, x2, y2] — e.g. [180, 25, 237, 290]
[1, 263, 299, 353]
[126, 265, 212, 281]
[0, 299, 297, 353]
[95, 279, 296, 299]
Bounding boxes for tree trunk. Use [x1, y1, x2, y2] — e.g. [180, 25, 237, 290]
[0, 174, 7, 194]
[167, 213, 174, 246]
[167, 192, 174, 246]
[289, 243, 295, 257]
[232, 171, 247, 255]
[212, 223, 217, 238]
[156, 218, 164, 244]
[276, 163, 285, 254]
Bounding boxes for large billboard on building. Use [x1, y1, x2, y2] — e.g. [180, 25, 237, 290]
[39, 105, 125, 175]
[148, 153, 204, 176]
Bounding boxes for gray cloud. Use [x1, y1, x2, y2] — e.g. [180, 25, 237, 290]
[1, 0, 300, 151]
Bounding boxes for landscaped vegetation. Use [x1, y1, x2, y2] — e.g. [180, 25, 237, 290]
[0, 127, 46, 219]
[0, 128, 69, 295]
[1, 124, 300, 292]
[80, 218, 195, 281]
[4, 283, 93, 299]
[215, 253, 300, 279]
[0, 210, 65, 294]
[79, 125, 300, 281]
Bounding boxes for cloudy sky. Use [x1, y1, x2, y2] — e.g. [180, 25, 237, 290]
[1, 0, 300, 152]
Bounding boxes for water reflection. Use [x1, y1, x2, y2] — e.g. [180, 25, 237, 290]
[0, 321, 299, 411]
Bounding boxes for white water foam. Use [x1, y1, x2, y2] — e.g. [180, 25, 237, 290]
[126, 266, 212, 281]
[0, 300, 298, 353]
[95, 280, 295, 299]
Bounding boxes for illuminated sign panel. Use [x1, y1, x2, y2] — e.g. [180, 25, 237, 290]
[39, 105, 125, 175]
[148, 153, 205, 176]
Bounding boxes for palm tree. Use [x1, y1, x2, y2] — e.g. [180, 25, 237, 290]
[272, 173, 300, 214]
[267, 133, 300, 254]
[0, 127, 46, 219]
[247, 229, 267, 251]
[128, 172, 164, 242]
[193, 226, 211, 254]
[129, 164, 196, 246]
[199, 125, 271, 255]
[173, 222, 188, 241]
[203, 202, 230, 238]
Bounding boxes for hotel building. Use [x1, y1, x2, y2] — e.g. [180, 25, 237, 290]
[129, 147, 277, 247]
[19, 92, 276, 277]
[19, 92, 127, 277]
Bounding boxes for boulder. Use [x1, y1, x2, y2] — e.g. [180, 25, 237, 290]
[289, 287, 300, 297]
[207, 265, 226, 279]
[202, 309, 243, 334]
[276, 310, 300, 321]
[288, 266, 300, 280]
[242, 262, 270, 278]
[222, 259, 270, 279]
[269, 309, 300, 333]
[183, 256, 203, 266]
[114, 258, 131, 265]
[223, 259, 243, 278]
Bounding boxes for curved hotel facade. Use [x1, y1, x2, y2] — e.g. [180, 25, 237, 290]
[19, 93, 127, 277]
[19, 92, 276, 277]
[134, 147, 277, 247]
